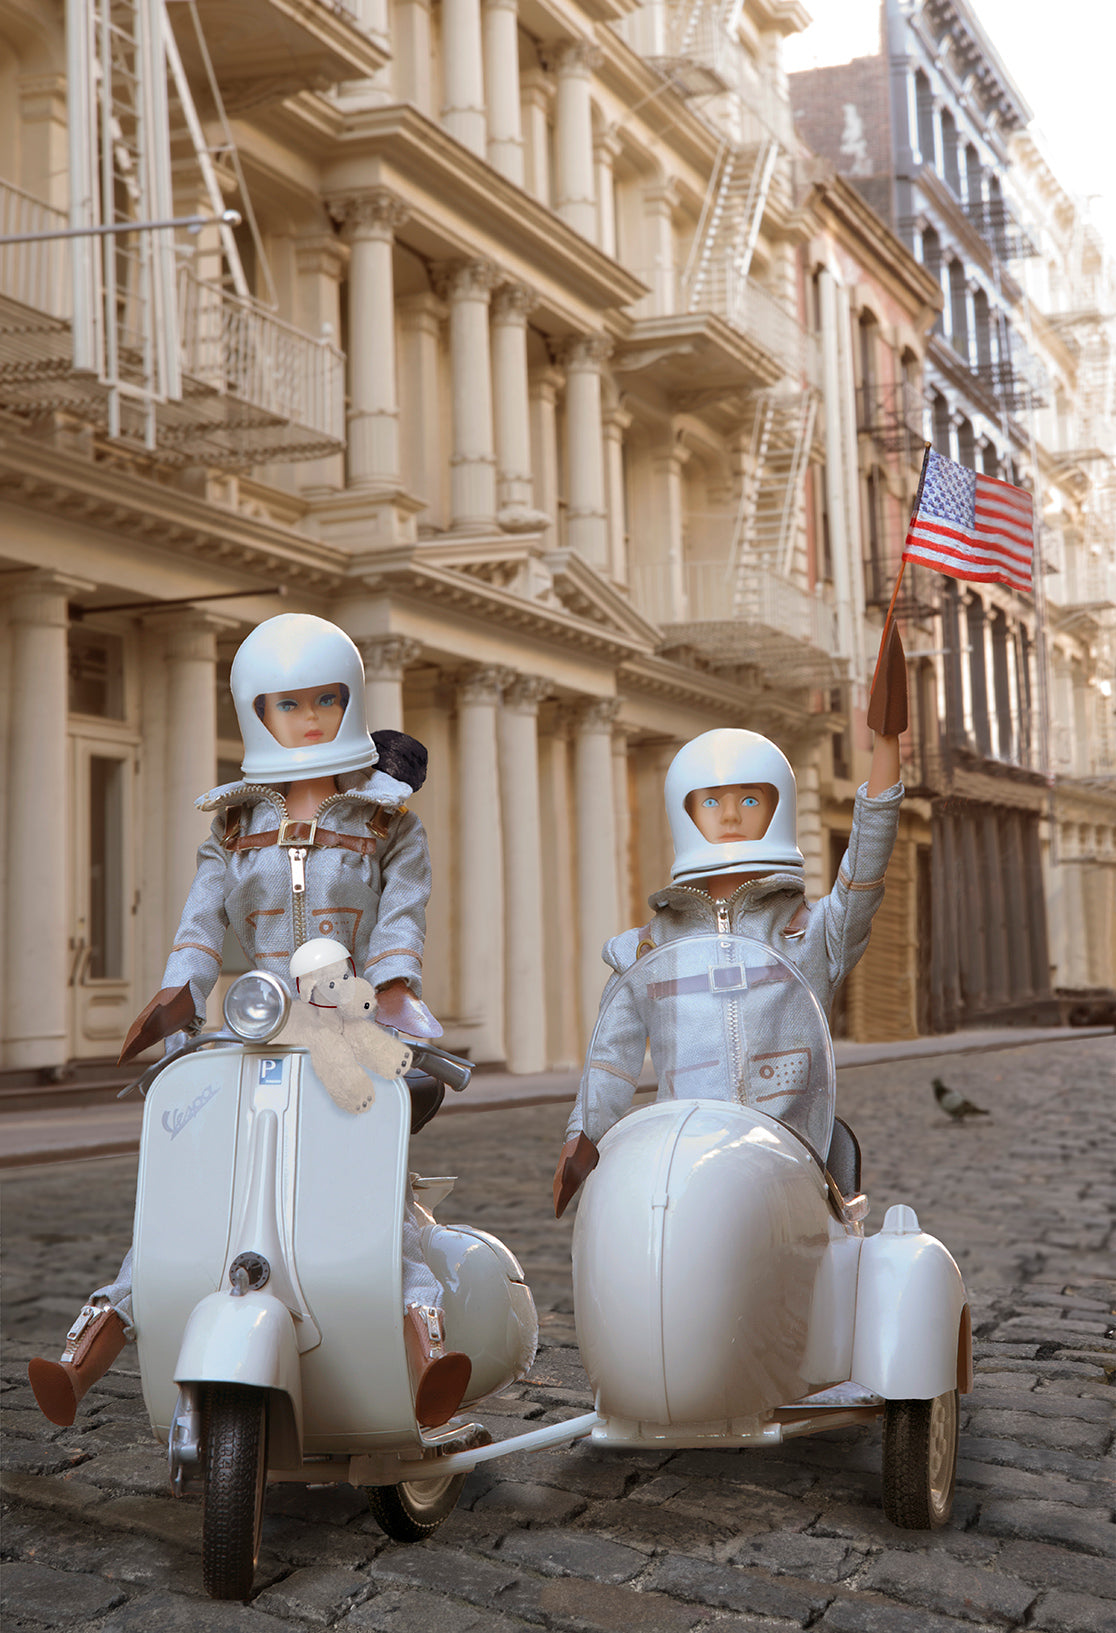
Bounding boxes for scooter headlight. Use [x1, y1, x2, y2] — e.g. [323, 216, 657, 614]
[223, 972, 290, 1043]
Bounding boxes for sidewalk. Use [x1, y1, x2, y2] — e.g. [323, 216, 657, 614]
[0, 1023, 1108, 1170]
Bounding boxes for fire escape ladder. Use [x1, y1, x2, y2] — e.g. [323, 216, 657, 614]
[685, 140, 735, 309]
[67, 0, 255, 448]
[684, 136, 778, 313]
[776, 390, 818, 577]
[729, 393, 776, 614]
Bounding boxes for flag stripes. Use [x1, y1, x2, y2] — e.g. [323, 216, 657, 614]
[902, 448, 1034, 595]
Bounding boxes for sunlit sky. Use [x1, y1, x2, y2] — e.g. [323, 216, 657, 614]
[783, 0, 1116, 252]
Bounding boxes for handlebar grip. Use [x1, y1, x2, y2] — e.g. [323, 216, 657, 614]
[407, 1043, 473, 1093]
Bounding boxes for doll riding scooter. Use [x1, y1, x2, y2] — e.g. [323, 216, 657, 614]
[123, 955, 537, 1600]
[29, 613, 444, 1430]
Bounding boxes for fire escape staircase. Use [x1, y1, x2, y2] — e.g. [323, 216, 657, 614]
[0, 0, 343, 464]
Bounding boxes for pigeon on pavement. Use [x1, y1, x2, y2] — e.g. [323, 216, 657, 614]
[933, 1077, 990, 1121]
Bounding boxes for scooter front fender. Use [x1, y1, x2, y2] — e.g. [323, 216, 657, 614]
[174, 1291, 303, 1463]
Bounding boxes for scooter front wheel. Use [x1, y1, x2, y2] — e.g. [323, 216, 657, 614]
[366, 1471, 466, 1542]
[201, 1383, 268, 1599]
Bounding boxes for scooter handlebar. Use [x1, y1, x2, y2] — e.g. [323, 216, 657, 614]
[406, 1043, 473, 1094]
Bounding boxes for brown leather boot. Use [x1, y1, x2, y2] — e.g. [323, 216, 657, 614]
[28, 1305, 128, 1427]
[403, 1305, 471, 1428]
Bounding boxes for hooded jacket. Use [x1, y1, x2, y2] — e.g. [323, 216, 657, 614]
[161, 766, 430, 1025]
[566, 779, 903, 1144]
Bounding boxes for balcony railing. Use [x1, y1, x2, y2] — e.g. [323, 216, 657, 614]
[687, 265, 818, 383]
[0, 183, 70, 319]
[0, 184, 344, 465]
[630, 557, 843, 686]
[174, 267, 344, 460]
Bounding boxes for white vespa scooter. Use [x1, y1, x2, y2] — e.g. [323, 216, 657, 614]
[129, 936, 970, 1602]
[126, 971, 539, 1601]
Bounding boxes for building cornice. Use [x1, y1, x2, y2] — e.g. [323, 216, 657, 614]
[325, 104, 648, 319]
[0, 435, 349, 596]
[806, 171, 943, 325]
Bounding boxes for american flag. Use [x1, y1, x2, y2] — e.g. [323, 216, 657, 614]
[901, 448, 1034, 595]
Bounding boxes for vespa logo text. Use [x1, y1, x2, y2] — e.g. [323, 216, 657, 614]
[163, 1082, 220, 1140]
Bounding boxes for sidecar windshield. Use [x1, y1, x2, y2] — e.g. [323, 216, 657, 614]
[591, 934, 836, 1162]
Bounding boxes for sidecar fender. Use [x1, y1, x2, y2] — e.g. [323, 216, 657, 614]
[174, 1291, 303, 1465]
[851, 1205, 969, 1400]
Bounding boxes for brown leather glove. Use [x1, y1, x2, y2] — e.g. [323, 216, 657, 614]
[553, 1131, 600, 1218]
[118, 984, 197, 1065]
[867, 618, 908, 737]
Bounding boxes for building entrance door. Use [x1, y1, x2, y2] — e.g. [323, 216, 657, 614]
[69, 735, 137, 1059]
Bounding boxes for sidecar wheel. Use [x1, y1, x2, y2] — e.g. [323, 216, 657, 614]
[882, 1389, 959, 1530]
[201, 1384, 268, 1599]
[366, 1471, 466, 1541]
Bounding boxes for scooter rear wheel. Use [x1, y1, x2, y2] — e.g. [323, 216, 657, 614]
[366, 1471, 466, 1541]
[201, 1383, 268, 1599]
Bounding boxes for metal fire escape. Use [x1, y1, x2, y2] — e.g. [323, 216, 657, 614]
[0, 0, 343, 464]
[641, 0, 829, 684]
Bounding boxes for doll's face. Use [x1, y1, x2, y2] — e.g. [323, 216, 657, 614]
[685, 782, 776, 844]
[260, 684, 346, 749]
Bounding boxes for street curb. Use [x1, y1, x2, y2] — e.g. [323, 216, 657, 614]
[0, 1025, 1109, 1170]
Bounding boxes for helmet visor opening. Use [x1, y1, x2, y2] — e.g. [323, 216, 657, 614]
[684, 782, 777, 845]
[254, 682, 350, 750]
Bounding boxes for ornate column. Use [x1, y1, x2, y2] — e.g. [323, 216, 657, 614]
[357, 636, 423, 733]
[644, 178, 678, 317]
[651, 443, 688, 620]
[492, 282, 542, 525]
[546, 41, 600, 241]
[499, 675, 550, 1073]
[295, 232, 348, 496]
[602, 396, 632, 585]
[456, 667, 509, 1060]
[484, 0, 524, 184]
[611, 723, 633, 929]
[158, 613, 221, 950]
[3, 572, 92, 1067]
[519, 68, 554, 205]
[393, 0, 434, 112]
[595, 127, 621, 259]
[574, 698, 621, 1040]
[559, 335, 611, 570]
[334, 191, 408, 488]
[529, 366, 563, 547]
[435, 260, 500, 532]
[441, 0, 487, 157]
[398, 292, 445, 531]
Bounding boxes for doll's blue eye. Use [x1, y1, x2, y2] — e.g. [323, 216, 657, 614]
[275, 698, 297, 712]
[701, 797, 719, 808]
[743, 796, 759, 807]
[317, 692, 340, 707]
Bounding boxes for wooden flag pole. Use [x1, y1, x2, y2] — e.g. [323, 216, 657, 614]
[870, 442, 930, 695]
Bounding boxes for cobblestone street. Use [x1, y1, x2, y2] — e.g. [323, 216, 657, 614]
[2, 1035, 1113, 1632]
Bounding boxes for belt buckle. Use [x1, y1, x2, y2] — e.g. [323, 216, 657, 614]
[709, 964, 746, 993]
[277, 817, 316, 848]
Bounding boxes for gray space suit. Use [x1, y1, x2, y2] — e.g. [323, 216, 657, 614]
[567, 780, 903, 1147]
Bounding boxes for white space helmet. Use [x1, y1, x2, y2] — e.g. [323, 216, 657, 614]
[289, 936, 354, 998]
[665, 728, 804, 883]
[230, 614, 377, 781]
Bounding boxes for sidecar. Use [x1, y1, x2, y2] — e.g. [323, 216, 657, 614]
[570, 935, 971, 1530]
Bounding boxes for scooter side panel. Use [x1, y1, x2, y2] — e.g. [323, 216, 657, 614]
[574, 1101, 832, 1427]
[291, 1057, 417, 1449]
[132, 1048, 246, 1435]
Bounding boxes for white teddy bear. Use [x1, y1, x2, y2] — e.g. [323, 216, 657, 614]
[281, 941, 412, 1114]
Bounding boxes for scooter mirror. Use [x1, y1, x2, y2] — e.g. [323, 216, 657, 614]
[223, 971, 291, 1042]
